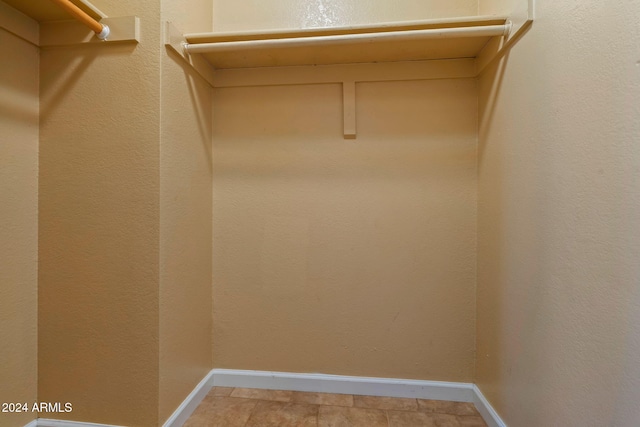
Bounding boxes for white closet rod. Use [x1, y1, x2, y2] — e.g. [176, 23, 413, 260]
[183, 24, 511, 54]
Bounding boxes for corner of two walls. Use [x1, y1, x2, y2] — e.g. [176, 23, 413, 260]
[159, 0, 213, 423]
[0, 15, 39, 427]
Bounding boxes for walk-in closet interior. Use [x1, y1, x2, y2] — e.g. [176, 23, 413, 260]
[1, 0, 638, 426]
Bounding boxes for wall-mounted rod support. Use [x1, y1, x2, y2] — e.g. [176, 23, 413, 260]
[183, 24, 511, 54]
[49, 0, 110, 40]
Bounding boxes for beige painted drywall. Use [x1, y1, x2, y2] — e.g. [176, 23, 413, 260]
[212, 0, 478, 32]
[38, 0, 162, 425]
[37, 0, 214, 424]
[0, 18, 39, 427]
[159, 0, 213, 423]
[477, 0, 640, 426]
[212, 79, 477, 381]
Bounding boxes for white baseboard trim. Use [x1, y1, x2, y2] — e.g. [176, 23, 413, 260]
[473, 385, 508, 427]
[26, 371, 508, 427]
[162, 370, 216, 427]
[211, 369, 474, 402]
[36, 420, 125, 427]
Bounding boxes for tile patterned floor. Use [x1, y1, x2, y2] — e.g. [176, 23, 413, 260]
[183, 387, 488, 427]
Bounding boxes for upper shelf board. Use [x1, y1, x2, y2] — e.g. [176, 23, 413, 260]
[3, 0, 104, 22]
[183, 16, 509, 69]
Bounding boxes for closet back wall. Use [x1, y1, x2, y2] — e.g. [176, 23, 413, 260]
[212, 0, 479, 32]
[212, 79, 478, 381]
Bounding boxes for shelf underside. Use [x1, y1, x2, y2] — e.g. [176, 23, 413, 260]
[185, 16, 507, 69]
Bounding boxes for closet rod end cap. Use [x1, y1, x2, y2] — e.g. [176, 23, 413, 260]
[97, 24, 111, 41]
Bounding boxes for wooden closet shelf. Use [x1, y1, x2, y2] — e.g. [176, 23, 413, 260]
[181, 16, 510, 69]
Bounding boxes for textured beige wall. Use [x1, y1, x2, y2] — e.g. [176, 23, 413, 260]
[212, 0, 478, 32]
[477, 0, 640, 426]
[0, 20, 39, 427]
[159, 0, 213, 423]
[212, 79, 477, 381]
[38, 1, 162, 425]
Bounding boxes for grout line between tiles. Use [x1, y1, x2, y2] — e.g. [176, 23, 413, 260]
[240, 389, 256, 427]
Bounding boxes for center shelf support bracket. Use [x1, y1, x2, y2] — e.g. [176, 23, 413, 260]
[343, 81, 357, 139]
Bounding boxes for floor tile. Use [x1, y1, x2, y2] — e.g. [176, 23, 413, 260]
[457, 415, 487, 427]
[353, 395, 418, 411]
[183, 388, 491, 427]
[230, 387, 293, 402]
[430, 414, 461, 427]
[183, 401, 210, 426]
[318, 405, 388, 427]
[183, 397, 257, 427]
[388, 410, 438, 426]
[245, 401, 318, 427]
[417, 400, 479, 416]
[208, 386, 235, 397]
[292, 391, 354, 407]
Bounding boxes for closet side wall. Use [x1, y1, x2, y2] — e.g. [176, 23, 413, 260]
[159, 0, 214, 423]
[0, 15, 39, 427]
[212, 0, 479, 32]
[212, 79, 477, 381]
[38, 1, 163, 425]
[477, 0, 640, 426]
